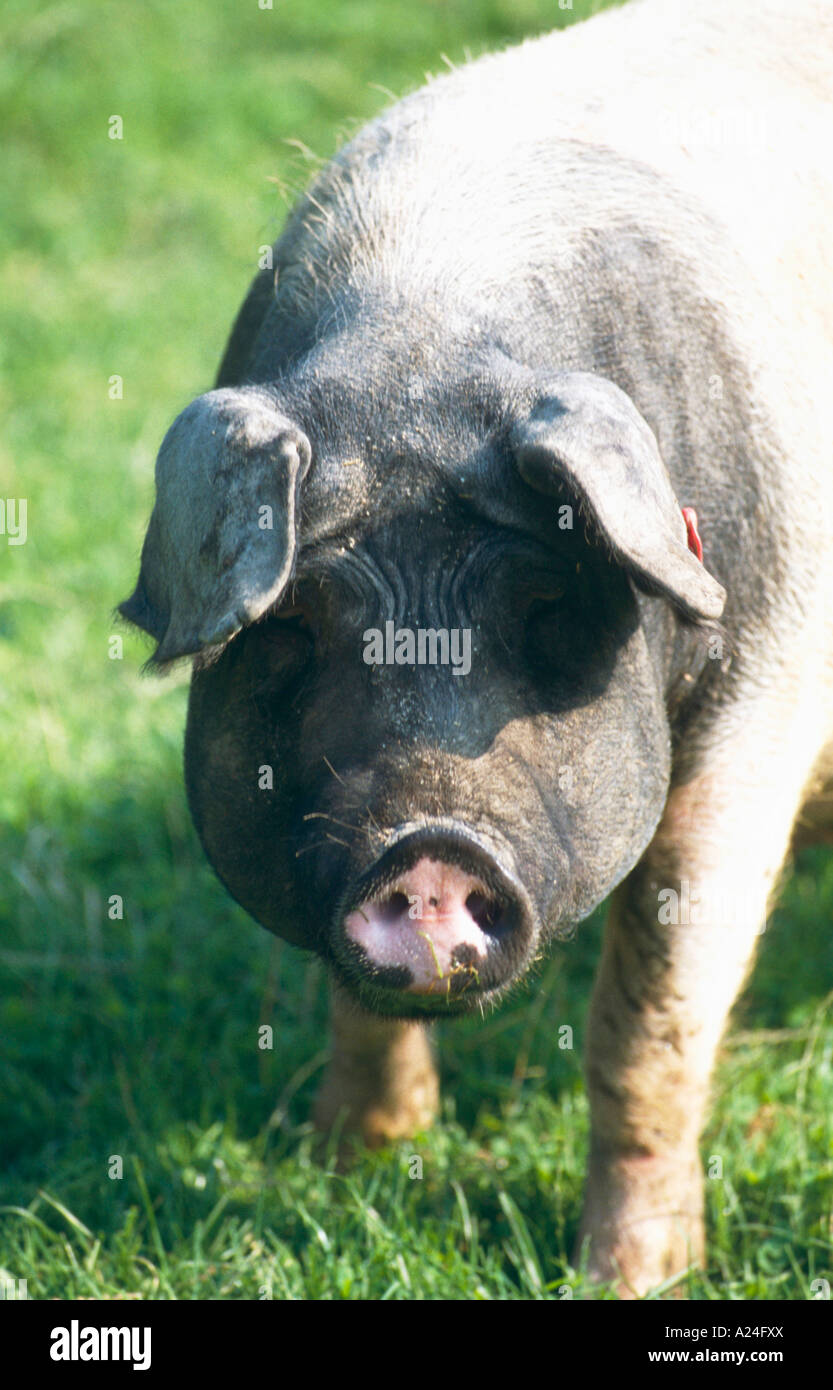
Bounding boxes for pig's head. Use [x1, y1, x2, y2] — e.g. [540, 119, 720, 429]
[120, 343, 725, 1018]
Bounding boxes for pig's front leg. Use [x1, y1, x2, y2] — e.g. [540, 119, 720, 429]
[578, 711, 825, 1297]
[314, 981, 439, 1147]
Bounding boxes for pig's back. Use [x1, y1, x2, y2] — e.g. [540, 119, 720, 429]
[276, 0, 831, 550]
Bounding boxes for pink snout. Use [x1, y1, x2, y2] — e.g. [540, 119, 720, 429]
[344, 858, 501, 995]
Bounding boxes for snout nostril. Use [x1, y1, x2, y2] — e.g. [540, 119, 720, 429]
[341, 841, 533, 1000]
[466, 890, 504, 935]
[374, 890, 411, 925]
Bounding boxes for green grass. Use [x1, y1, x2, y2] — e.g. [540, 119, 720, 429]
[1, 0, 832, 1301]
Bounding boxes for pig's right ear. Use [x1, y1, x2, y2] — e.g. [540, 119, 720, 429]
[119, 388, 311, 665]
[511, 372, 726, 621]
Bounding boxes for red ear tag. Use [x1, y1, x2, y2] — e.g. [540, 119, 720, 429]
[681, 506, 703, 563]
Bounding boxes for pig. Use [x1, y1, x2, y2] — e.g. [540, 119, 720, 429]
[119, 0, 833, 1296]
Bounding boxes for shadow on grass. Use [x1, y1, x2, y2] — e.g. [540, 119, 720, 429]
[1, 772, 831, 1292]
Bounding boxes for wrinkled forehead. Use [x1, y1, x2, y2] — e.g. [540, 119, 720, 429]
[294, 461, 581, 569]
[292, 499, 588, 609]
[289, 416, 578, 558]
[278, 341, 563, 546]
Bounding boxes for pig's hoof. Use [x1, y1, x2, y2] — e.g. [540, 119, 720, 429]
[577, 1155, 704, 1298]
[580, 1214, 704, 1299]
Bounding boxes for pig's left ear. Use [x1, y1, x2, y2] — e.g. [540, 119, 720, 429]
[511, 372, 726, 621]
[119, 387, 311, 664]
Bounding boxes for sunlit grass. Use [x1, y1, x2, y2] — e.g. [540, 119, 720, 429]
[1, 0, 831, 1300]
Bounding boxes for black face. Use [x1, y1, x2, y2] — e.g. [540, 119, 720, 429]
[184, 478, 675, 1019]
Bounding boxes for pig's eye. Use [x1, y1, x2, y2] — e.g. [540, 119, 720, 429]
[526, 589, 564, 620]
[270, 605, 314, 637]
[259, 605, 316, 663]
[523, 590, 566, 661]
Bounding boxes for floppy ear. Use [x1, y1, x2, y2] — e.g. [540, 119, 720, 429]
[511, 372, 726, 621]
[119, 387, 311, 664]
